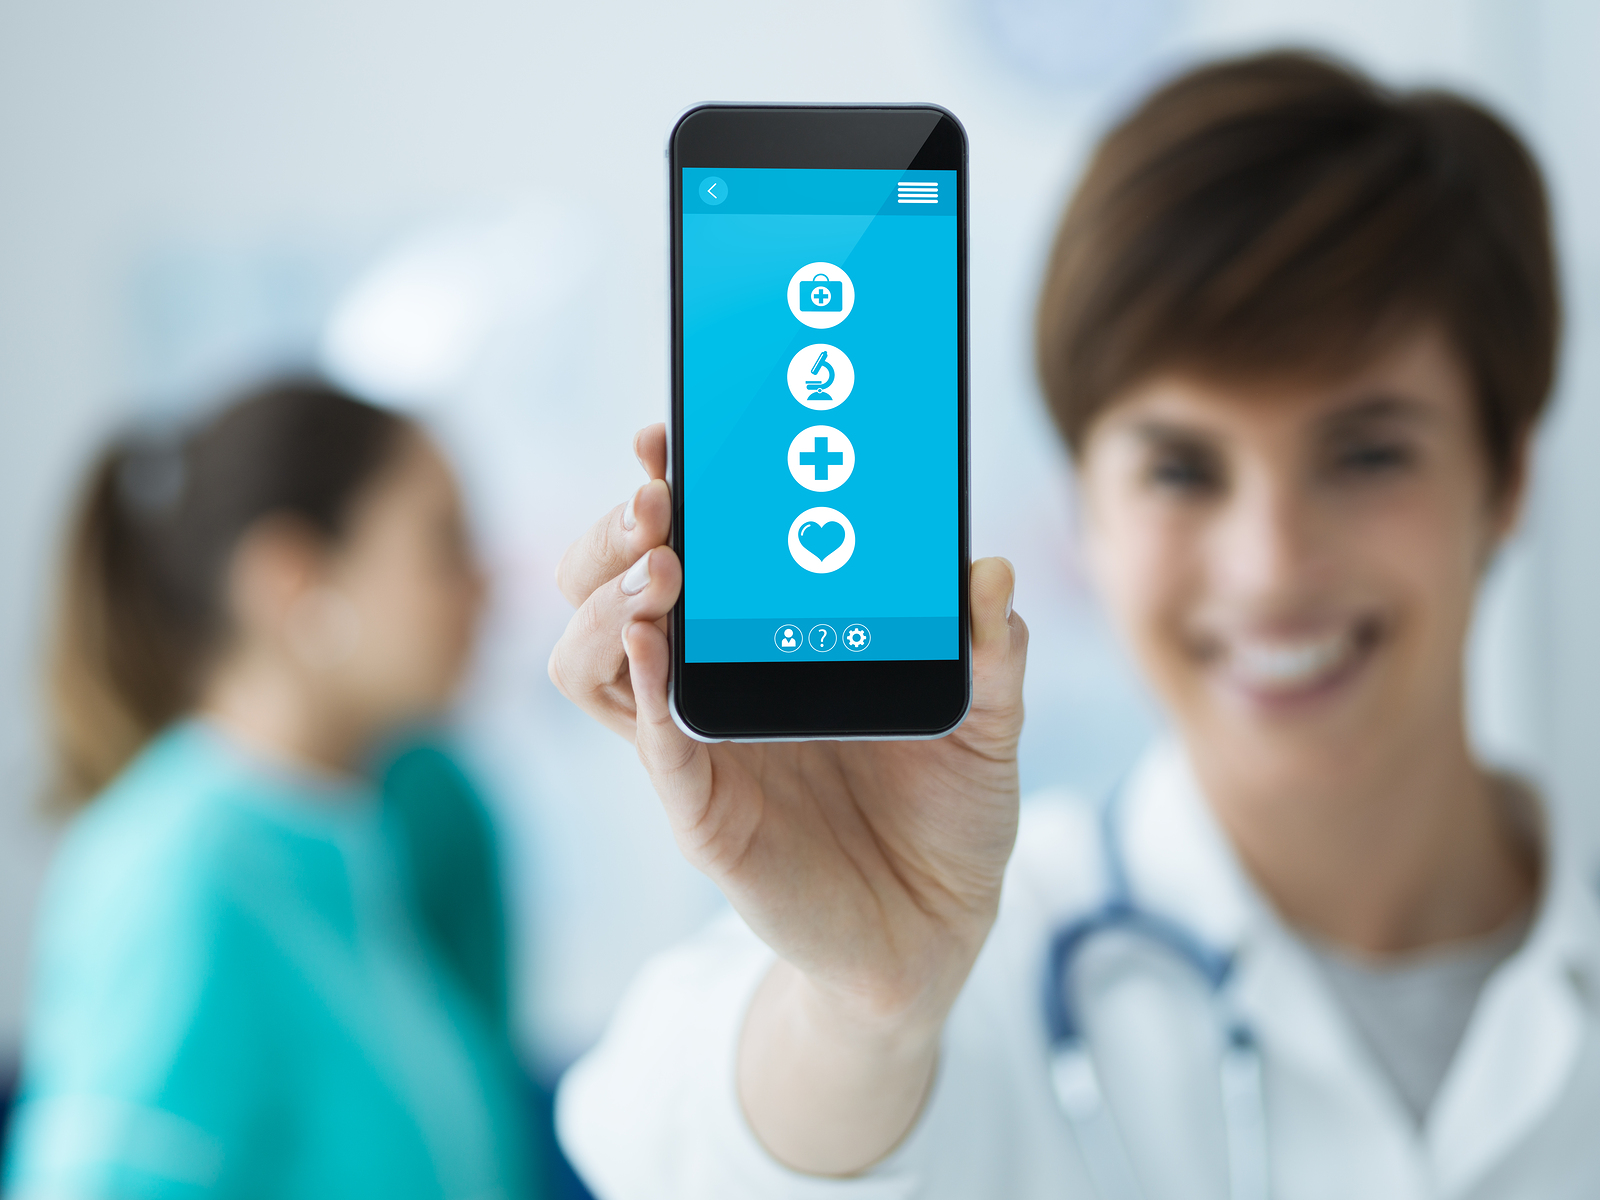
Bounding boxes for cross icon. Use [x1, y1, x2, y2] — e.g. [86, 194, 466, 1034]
[810, 285, 832, 307]
[797, 435, 845, 481]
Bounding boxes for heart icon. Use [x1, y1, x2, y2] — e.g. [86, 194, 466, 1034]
[788, 507, 855, 573]
[798, 520, 846, 561]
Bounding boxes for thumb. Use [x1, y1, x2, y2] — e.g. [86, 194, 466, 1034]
[964, 557, 1027, 749]
[970, 556, 1018, 658]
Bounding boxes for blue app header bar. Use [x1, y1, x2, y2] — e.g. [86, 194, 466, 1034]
[686, 168, 956, 216]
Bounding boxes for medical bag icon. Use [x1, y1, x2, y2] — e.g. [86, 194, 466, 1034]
[798, 274, 843, 312]
[787, 263, 854, 329]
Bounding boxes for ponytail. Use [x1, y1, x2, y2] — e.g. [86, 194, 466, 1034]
[46, 379, 408, 807]
[48, 439, 194, 805]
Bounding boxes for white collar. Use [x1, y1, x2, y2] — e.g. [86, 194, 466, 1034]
[1117, 738, 1600, 980]
[1116, 739, 1262, 953]
[1428, 842, 1600, 1191]
[1116, 738, 1600, 1191]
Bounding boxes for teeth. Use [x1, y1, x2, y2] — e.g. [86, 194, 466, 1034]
[1229, 633, 1353, 690]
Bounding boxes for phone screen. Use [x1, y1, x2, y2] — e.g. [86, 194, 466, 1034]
[680, 167, 960, 664]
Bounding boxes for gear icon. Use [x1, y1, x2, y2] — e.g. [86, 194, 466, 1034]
[843, 624, 870, 651]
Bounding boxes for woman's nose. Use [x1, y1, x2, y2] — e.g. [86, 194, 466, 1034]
[1211, 471, 1321, 604]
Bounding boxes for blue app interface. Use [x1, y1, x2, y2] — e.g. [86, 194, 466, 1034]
[682, 167, 959, 663]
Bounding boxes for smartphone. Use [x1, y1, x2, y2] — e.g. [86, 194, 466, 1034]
[668, 104, 969, 740]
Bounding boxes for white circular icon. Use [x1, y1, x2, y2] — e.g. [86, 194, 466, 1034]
[788, 507, 855, 573]
[773, 623, 802, 653]
[787, 425, 854, 492]
[808, 624, 838, 653]
[786, 344, 855, 410]
[842, 623, 871, 652]
[787, 261, 855, 329]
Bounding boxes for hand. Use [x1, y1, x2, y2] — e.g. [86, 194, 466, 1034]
[551, 424, 1028, 1172]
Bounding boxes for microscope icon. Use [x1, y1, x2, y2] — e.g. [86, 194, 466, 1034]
[805, 349, 835, 404]
[786, 344, 855, 411]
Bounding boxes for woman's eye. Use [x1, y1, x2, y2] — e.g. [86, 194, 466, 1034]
[1148, 454, 1219, 493]
[1333, 440, 1415, 475]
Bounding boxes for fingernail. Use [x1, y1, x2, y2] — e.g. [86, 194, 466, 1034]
[621, 552, 652, 595]
[622, 494, 637, 531]
[1005, 590, 1014, 620]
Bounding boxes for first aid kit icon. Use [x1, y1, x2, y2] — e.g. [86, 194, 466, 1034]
[787, 262, 854, 329]
[799, 274, 842, 312]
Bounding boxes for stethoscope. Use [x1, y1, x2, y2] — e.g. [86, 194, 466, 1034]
[1042, 783, 1270, 1200]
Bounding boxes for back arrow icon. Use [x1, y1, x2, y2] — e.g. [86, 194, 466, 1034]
[699, 175, 727, 206]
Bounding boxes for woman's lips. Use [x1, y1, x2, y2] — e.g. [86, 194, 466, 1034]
[1207, 620, 1382, 703]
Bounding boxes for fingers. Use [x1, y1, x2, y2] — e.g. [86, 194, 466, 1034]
[622, 616, 713, 827]
[634, 423, 668, 481]
[548, 545, 682, 738]
[554, 424, 670, 607]
[556, 476, 672, 608]
[548, 423, 676, 736]
[964, 557, 1028, 752]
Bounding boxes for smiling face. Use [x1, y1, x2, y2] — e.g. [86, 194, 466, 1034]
[1079, 327, 1522, 799]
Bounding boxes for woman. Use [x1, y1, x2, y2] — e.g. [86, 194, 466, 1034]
[4, 381, 538, 1197]
[544, 52, 1596, 1199]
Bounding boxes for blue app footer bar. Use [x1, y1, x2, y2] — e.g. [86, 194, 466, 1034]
[686, 617, 958, 663]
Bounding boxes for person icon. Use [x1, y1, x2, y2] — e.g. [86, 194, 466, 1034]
[774, 624, 802, 653]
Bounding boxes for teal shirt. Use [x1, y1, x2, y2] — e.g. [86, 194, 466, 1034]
[3, 722, 538, 1199]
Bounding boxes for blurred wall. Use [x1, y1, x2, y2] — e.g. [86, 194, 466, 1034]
[1, 0, 1597, 1067]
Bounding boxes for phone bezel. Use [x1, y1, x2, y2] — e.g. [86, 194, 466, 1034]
[667, 104, 970, 741]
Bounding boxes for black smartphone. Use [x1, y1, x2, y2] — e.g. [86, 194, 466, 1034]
[667, 104, 970, 740]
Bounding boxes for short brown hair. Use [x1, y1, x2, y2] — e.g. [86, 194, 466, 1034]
[1036, 50, 1559, 488]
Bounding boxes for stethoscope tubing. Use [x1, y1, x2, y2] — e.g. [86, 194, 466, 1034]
[1041, 782, 1268, 1200]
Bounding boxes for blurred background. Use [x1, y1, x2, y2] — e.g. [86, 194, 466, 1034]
[1, 0, 1597, 1169]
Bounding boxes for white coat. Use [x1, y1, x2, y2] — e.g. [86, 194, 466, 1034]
[557, 741, 1600, 1199]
